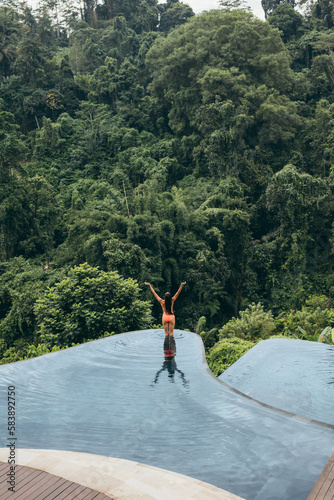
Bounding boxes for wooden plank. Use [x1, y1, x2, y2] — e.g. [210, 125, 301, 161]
[72, 489, 99, 500]
[324, 478, 334, 499]
[72, 487, 107, 500]
[34, 477, 74, 500]
[315, 463, 334, 499]
[92, 493, 111, 500]
[0, 464, 37, 489]
[307, 454, 334, 500]
[307, 464, 332, 499]
[18, 474, 64, 500]
[80, 491, 103, 500]
[73, 489, 111, 500]
[14, 465, 43, 483]
[0, 472, 44, 500]
[0, 466, 44, 497]
[0, 462, 9, 473]
[13, 472, 62, 499]
[0, 462, 112, 500]
[8, 471, 55, 499]
[46, 481, 87, 500]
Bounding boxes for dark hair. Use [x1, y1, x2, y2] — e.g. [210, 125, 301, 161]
[164, 292, 172, 314]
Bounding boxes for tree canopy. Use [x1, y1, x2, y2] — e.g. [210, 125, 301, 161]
[1, 0, 334, 369]
[35, 263, 153, 347]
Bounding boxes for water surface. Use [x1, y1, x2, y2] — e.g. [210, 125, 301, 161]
[220, 338, 334, 425]
[0, 330, 333, 500]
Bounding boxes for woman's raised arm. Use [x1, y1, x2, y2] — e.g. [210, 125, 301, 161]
[172, 282, 186, 302]
[145, 282, 163, 304]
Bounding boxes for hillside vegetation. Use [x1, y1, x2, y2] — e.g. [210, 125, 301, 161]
[1, 0, 334, 368]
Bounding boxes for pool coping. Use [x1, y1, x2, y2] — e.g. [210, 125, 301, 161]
[0, 448, 245, 500]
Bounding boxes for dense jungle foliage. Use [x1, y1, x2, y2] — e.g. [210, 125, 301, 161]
[1, 0, 334, 370]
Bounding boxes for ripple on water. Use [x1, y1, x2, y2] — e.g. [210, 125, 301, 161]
[220, 338, 334, 425]
[0, 331, 333, 500]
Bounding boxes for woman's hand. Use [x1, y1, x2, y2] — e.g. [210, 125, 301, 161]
[144, 282, 150, 286]
[181, 281, 186, 286]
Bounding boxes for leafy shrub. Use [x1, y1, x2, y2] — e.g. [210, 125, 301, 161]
[206, 337, 255, 376]
[0, 347, 22, 365]
[200, 328, 220, 349]
[318, 326, 334, 345]
[0, 339, 6, 358]
[195, 316, 219, 349]
[24, 343, 59, 359]
[275, 296, 334, 341]
[219, 303, 275, 340]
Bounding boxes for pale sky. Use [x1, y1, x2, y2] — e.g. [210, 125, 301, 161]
[169, 0, 265, 19]
[24, 0, 266, 21]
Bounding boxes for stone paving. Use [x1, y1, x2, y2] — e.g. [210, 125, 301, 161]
[0, 448, 245, 500]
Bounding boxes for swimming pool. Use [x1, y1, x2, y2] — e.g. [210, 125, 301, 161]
[220, 338, 334, 426]
[0, 330, 333, 499]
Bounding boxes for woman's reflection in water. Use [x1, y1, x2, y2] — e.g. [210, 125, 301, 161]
[151, 335, 189, 389]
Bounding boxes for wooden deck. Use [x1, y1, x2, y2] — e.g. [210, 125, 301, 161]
[307, 453, 334, 500]
[0, 461, 113, 500]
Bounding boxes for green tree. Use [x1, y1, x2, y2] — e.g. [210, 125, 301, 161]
[268, 3, 303, 42]
[0, 5, 20, 77]
[311, 0, 334, 28]
[146, 10, 295, 172]
[0, 99, 27, 169]
[0, 100, 30, 260]
[304, 99, 334, 175]
[14, 30, 49, 85]
[33, 116, 65, 159]
[23, 175, 59, 255]
[159, 2, 194, 32]
[262, 0, 296, 19]
[35, 263, 153, 347]
[0, 257, 64, 351]
[265, 164, 330, 236]
[258, 165, 332, 309]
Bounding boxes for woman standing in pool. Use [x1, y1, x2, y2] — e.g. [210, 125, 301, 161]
[144, 282, 186, 336]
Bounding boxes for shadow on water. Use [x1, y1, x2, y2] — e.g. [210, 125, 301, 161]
[151, 335, 189, 389]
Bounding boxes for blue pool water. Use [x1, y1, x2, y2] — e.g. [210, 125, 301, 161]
[220, 338, 334, 426]
[0, 330, 333, 500]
